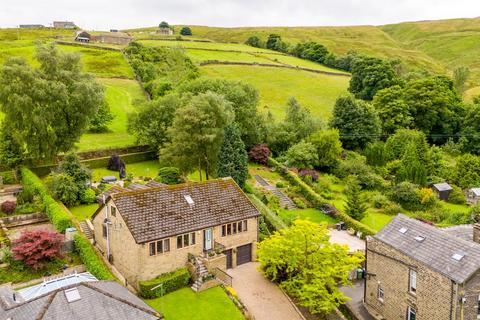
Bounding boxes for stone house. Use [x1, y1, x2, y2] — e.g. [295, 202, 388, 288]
[365, 214, 480, 320]
[91, 177, 260, 287]
[157, 27, 174, 36]
[53, 21, 77, 29]
[467, 188, 480, 206]
[75, 31, 91, 43]
[92, 32, 133, 45]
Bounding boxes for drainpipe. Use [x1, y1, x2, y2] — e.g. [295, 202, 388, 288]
[363, 237, 368, 303]
[104, 202, 111, 260]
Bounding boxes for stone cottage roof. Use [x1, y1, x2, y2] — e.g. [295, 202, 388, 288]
[432, 182, 453, 192]
[442, 224, 474, 242]
[469, 188, 480, 196]
[105, 177, 260, 244]
[0, 281, 161, 320]
[374, 214, 480, 284]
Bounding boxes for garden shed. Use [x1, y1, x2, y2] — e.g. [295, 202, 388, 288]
[467, 188, 480, 206]
[432, 182, 453, 201]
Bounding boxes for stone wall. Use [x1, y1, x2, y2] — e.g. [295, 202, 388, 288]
[365, 238, 455, 320]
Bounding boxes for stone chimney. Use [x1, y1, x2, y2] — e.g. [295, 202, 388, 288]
[473, 223, 480, 244]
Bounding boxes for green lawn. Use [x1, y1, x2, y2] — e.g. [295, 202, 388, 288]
[139, 39, 274, 53]
[76, 78, 147, 151]
[201, 64, 349, 119]
[91, 160, 161, 182]
[185, 49, 280, 65]
[69, 203, 99, 222]
[145, 287, 244, 320]
[279, 208, 338, 225]
[361, 211, 395, 231]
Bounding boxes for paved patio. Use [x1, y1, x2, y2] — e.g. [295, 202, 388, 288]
[227, 262, 304, 320]
[328, 229, 365, 253]
[340, 281, 374, 320]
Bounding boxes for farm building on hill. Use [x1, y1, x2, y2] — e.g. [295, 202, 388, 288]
[157, 27, 173, 36]
[92, 32, 133, 45]
[19, 24, 44, 29]
[54, 21, 77, 29]
[75, 31, 91, 43]
[467, 188, 480, 206]
[432, 182, 453, 201]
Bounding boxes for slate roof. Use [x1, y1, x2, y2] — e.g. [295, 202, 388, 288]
[442, 224, 474, 242]
[469, 188, 480, 197]
[0, 281, 161, 320]
[109, 177, 260, 244]
[432, 182, 453, 192]
[97, 185, 127, 203]
[374, 214, 480, 284]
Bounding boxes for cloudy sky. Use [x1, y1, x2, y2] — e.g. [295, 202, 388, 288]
[1, 0, 479, 30]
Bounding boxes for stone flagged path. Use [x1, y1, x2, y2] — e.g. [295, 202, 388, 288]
[227, 262, 304, 320]
[254, 175, 297, 210]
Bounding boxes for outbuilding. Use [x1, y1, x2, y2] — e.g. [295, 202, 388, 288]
[432, 182, 453, 201]
[467, 188, 480, 206]
[75, 31, 91, 43]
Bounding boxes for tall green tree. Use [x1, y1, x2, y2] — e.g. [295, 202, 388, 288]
[178, 78, 264, 149]
[460, 102, 480, 155]
[159, 21, 170, 29]
[285, 141, 318, 169]
[216, 124, 248, 188]
[403, 76, 464, 144]
[396, 141, 428, 186]
[330, 94, 381, 150]
[245, 36, 263, 48]
[454, 154, 480, 189]
[180, 27, 192, 36]
[349, 56, 399, 100]
[372, 85, 413, 134]
[0, 44, 103, 160]
[453, 66, 470, 94]
[88, 101, 114, 132]
[344, 178, 367, 221]
[160, 92, 233, 180]
[258, 220, 363, 316]
[307, 129, 342, 168]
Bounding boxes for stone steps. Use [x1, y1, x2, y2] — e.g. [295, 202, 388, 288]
[254, 174, 297, 210]
[79, 221, 93, 239]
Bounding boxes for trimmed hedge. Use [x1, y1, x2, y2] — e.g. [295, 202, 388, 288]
[74, 234, 115, 280]
[139, 268, 191, 298]
[267, 158, 376, 238]
[21, 167, 73, 232]
[247, 194, 287, 231]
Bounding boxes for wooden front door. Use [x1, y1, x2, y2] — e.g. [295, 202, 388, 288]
[224, 249, 233, 269]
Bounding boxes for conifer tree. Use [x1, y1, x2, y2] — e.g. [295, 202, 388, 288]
[216, 124, 248, 188]
[345, 178, 367, 221]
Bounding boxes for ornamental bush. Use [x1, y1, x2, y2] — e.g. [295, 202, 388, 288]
[80, 188, 97, 204]
[249, 144, 270, 165]
[139, 268, 191, 298]
[156, 167, 182, 185]
[12, 229, 63, 270]
[1, 201, 16, 214]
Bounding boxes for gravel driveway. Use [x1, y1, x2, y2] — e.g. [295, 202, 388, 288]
[227, 262, 304, 320]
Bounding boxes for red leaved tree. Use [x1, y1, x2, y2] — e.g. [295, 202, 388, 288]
[12, 229, 64, 270]
[248, 144, 270, 165]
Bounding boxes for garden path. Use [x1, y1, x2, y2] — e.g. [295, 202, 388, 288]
[253, 175, 297, 209]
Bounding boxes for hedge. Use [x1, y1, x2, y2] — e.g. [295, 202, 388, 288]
[247, 194, 287, 231]
[267, 158, 376, 237]
[21, 167, 73, 232]
[74, 234, 115, 280]
[139, 267, 191, 298]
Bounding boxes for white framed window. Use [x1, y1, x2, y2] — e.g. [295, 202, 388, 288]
[221, 220, 248, 237]
[409, 269, 417, 294]
[149, 239, 170, 256]
[377, 286, 384, 302]
[176, 232, 196, 249]
[407, 306, 416, 320]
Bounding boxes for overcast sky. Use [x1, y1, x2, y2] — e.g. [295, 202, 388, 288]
[1, 0, 479, 30]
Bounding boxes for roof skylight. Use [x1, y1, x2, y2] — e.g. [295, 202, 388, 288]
[64, 288, 81, 303]
[414, 236, 426, 242]
[184, 195, 194, 206]
[399, 227, 408, 234]
[452, 253, 465, 261]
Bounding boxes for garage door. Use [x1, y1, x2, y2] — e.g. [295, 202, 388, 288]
[236, 243, 252, 266]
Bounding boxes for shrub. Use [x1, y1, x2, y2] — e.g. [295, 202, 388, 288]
[249, 144, 270, 165]
[21, 168, 73, 232]
[298, 169, 319, 182]
[418, 188, 438, 208]
[47, 173, 79, 207]
[267, 195, 281, 211]
[12, 229, 63, 270]
[80, 188, 97, 204]
[139, 268, 191, 298]
[293, 197, 306, 209]
[384, 202, 403, 215]
[370, 193, 390, 209]
[276, 181, 285, 188]
[389, 182, 421, 211]
[17, 187, 34, 205]
[448, 185, 466, 205]
[156, 167, 182, 185]
[1, 201, 16, 214]
[74, 234, 114, 280]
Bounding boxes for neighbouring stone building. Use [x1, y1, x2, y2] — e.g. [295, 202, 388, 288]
[53, 21, 77, 29]
[91, 177, 260, 288]
[92, 32, 133, 45]
[75, 31, 91, 43]
[432, 182, 453, 201]
[467, 188, 480, 206]
[365, 214, 480, 320]
[157, 27, 173, 36]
